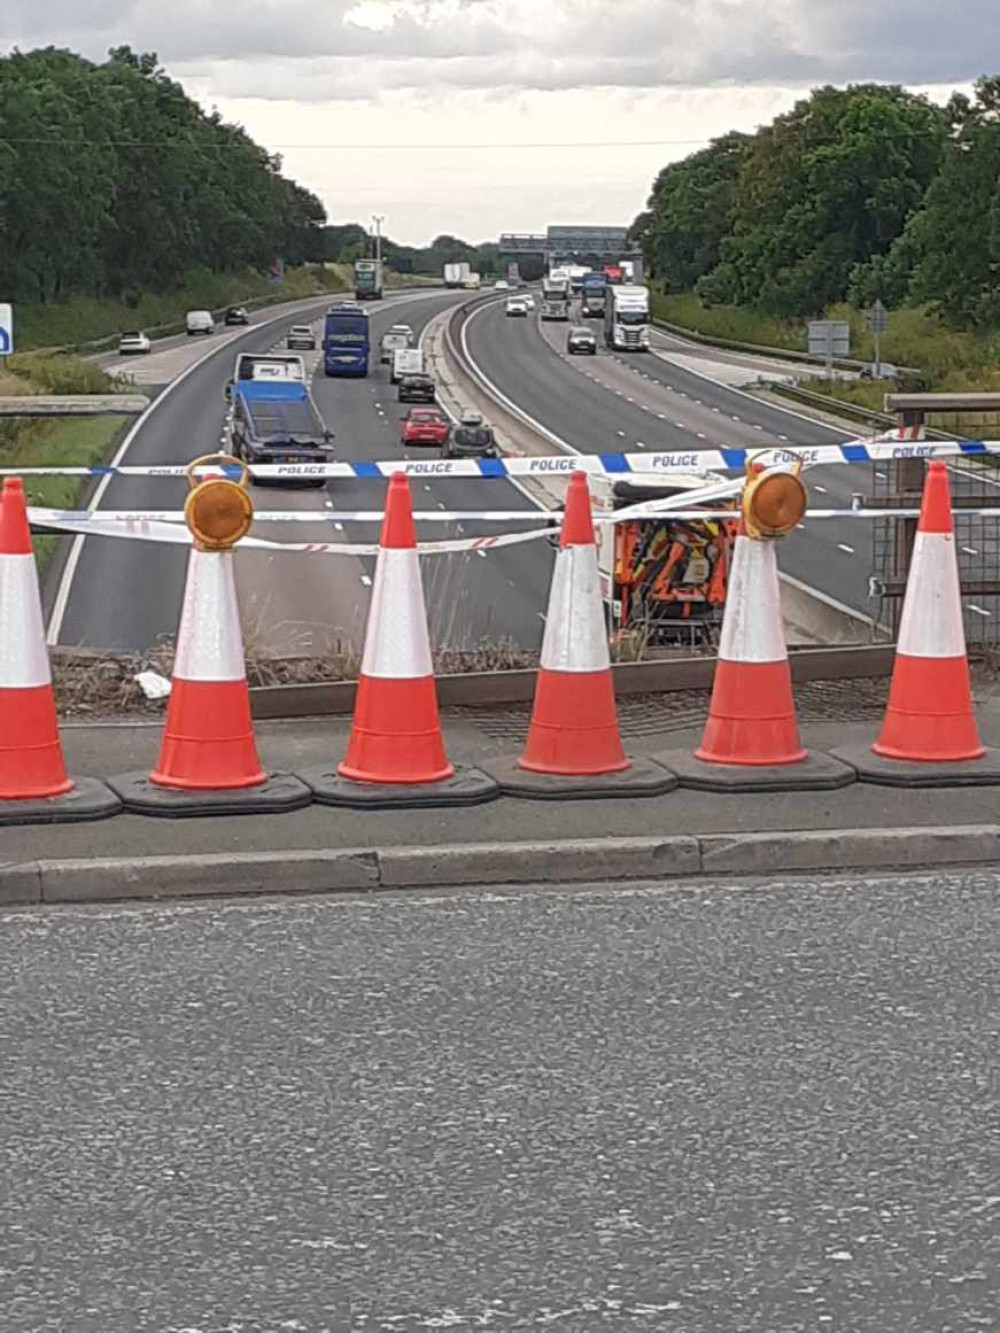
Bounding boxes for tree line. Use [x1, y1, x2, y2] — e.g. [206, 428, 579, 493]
[318, 225, 520, 281]
[0, 46, 327, 305]
[633, 77, 1000, 328]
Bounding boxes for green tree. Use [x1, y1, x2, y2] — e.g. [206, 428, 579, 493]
[640, 133, 748, 289]
[696, 85, 947, 317]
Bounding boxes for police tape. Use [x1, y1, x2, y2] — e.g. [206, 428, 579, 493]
[26, 509, 556, 555]
[30, 503, 1000, 541]
[3, 434, 997, 481]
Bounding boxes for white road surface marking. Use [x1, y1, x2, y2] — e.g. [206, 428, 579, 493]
[837, 543, 855, 555]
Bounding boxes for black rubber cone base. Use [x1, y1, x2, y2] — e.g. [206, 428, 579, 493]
[832, 743, 1000, 789]
[0, 776, 121, 826]
[484, 754, 676, 801]
[301, 763, 499, 809]
[656, 748, 856, 793]
[108, 771, 313, 818]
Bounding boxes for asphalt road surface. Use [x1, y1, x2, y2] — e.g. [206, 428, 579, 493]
[464, 299, 876, 617]
[4, 869, 996, 1331]
[51, 290, 551, 655]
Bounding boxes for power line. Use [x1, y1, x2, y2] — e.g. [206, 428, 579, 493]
[0, 136, 710, 151]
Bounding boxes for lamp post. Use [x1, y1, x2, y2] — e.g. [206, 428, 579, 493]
[372, 214, 385, 264]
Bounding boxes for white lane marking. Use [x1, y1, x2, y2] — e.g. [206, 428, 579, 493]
[963, 546, 979, 556]
[49, 287, 449, 645]
[970, 605, 991, 617]
[797, 523, 806, 530]
[657, 413, 667, 420]
[876, 470, 888, 481]
[753, 424, 764, 430]
[731, 414, 740, 421]
[334, 522, 344, 531]
[712, 406, 720, 413]
[636, 441, 646, 448]
[476, 549, 487, 558]
[697, 432, 707, 439]
[640, 404, 650, 412]
[674, 422, 686, 429]
[617, 429, 626, 437]
[360, 574, 373, 587]
[424, 484, 433, 491]
[837, 543, 855, 555]
[778, 434, 789, 440]
[815, 485, 828, 494]
[324, 498, 334, 508]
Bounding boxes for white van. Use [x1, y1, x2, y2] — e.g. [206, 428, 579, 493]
[391, 347, 425, 384]
[380, 325, 413, 364]
[186, 309, 214, 336]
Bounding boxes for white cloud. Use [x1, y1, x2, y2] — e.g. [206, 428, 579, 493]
[0, 1, 989, 242]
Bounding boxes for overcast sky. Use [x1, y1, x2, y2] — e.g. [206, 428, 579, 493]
[2, 1, 990, 244]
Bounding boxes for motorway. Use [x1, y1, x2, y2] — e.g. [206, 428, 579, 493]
[49, 288, 884, 656]
[462, 298, 876, 616]
[4, 870, 996, 1330]
[50, 291, 552, 655]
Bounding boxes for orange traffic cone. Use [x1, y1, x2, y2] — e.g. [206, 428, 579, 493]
[520, 471, 629, 776]
[150, 547, 266, 789]
[0, 478, 72, 799]
[0, 478, 120, 822]
[696, 518, 805, 766]
[111, 543, 311, 815]
[303, 473, 497, 806]
[873, 461, 983, 761]
[657, 516, 853, 791]
[338, 473, 453, 784]
[487, 472, 674, 798]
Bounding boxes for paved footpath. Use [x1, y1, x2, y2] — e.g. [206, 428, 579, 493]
[5, 699, 1000, 893]
[3, 869, 997, 1331]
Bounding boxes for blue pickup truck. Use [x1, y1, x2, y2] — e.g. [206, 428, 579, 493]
[229, 379, 333, 486]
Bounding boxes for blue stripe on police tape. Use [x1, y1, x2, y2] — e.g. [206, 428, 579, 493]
[722, 448, 747, 469]
[841, 445, 871, 463]
[600, 452, 631, 473]
[959, 440, 987, 454]
[478, 458, 507, 477]
[351, 461, 381, 478]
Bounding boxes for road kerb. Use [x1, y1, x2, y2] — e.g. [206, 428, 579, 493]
[379, 837, 701, 888]
[3, 825, 999, 908]
[40, 849, 380, 903]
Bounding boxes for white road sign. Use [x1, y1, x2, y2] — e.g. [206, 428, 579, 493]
[0, 305, 12, 355]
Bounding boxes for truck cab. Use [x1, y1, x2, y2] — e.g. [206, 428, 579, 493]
[604, 284, 650, 351]
[324, 304, 371, 377]
[225, 353, 306, 400]
[380, 324, 414, 364]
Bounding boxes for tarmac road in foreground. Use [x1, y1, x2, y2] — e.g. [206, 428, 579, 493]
[3, 869, 996, 1331]
[49, 289, 551, 656]
[465, 297, 877, 619]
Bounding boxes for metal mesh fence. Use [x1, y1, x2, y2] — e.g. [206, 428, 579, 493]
[872, 448, 1000, 646]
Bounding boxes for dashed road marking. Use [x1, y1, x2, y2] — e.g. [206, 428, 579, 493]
[815, 485, 828, 494]
[837, 543, 855, 555]
[963, 546, 979, 556]
[970, 604, 992, 617]
[360, 574, 373, 587]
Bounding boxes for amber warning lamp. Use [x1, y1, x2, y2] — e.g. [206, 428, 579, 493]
[741, 457, 808, 540]
[184, 453, 254, 550]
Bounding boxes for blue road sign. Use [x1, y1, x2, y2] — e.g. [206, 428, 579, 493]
[0, 305, 12, 355]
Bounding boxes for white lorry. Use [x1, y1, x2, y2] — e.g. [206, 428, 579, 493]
[390, 347, 425, 384]
[444, 262, 471, 288]
[604, 284, 650, 351]
[379, 324, 414, 364]
[540, 274, 571, 321]
[462, 271, 481, 290]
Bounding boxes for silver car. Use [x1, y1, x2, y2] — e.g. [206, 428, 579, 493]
[567, 326, 597, 355]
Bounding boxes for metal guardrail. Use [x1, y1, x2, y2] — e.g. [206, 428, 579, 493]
[0, 394, 150, 417]
[764, 382, 953, 440]
[651, 315, 921, 378]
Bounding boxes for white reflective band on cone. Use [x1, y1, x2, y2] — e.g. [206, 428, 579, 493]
[0, 555, 51, 687]
[540, 543, 610, 674]
[361, 548, 434, 679]
[718, 536, 786, 665]
[173, 550, 247, 682]
[897, 531, 967, 659]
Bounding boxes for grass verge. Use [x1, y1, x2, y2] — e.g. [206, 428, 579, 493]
[16, 265, 350, 352]
[0, 353, 133, 565]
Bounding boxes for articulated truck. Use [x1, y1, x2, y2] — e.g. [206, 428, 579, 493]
[541, 273, 571, 320]
[354, 259, 383, 300]
[604, 284, 650, 351]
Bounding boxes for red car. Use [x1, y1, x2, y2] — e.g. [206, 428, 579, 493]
[400, 407, 450, 448]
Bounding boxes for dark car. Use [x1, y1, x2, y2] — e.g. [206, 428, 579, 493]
[224, 306, 250, 326]
[444, 412, 498, 458]
[398, 373, 436, 403]
[567, 325, 597, 355]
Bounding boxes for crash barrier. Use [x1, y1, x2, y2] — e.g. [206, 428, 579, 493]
[3, 432, 998, 481]
[6, 458, 1000, 825]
